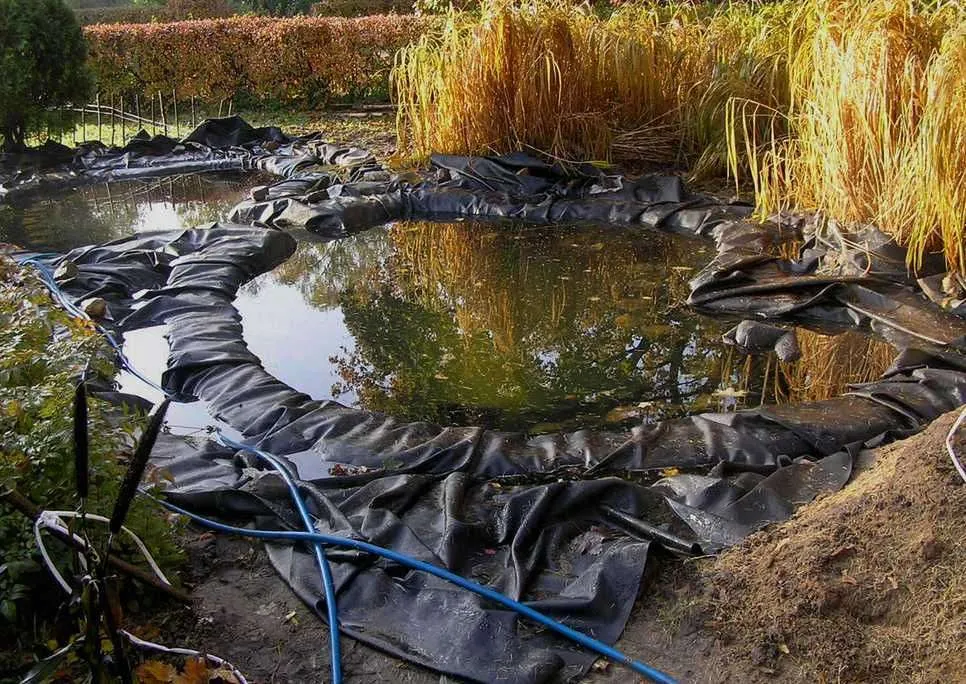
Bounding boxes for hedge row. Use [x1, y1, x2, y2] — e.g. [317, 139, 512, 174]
[84, 15, 432, 103]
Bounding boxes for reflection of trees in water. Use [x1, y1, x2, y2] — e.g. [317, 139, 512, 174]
[0, 173, 252, 252]
[271, 230, 392, 309]
[0, 192, 129, 252]
[311, 221, 730, 430]
[272, 221, 898, 430]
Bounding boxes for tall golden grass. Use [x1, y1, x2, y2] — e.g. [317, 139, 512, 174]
[732, 0, 965, 275]
[393, 0, 966, 274]
[393, 0, 793, 177]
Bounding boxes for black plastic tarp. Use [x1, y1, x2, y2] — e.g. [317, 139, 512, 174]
[11, 117, 966, 683]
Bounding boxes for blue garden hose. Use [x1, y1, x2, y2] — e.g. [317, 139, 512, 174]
[17, 254, 679, 684]
[213, 432, 343, 684]
[143, 491, 678, 684]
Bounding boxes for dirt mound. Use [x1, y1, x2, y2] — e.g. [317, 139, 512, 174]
[704, 408, 966, 683]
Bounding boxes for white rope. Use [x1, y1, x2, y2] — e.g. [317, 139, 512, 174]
[34, 510, 171, 594]
[947, 406, 966, 484]
[120, 630, 249, 684]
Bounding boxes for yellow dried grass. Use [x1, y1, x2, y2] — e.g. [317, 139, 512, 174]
[732, 0, 966, 275]
[394, 0, 965, 275]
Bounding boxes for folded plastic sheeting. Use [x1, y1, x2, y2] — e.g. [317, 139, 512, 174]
[0, 115, 382, 203]
[11, 116, 966, 683]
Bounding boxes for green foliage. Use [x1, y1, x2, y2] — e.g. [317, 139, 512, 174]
[0, 259, 182, 627]
[240, 0, 313, 15]
[0, 0, 92, 150]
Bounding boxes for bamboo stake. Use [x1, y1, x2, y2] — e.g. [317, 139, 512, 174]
[172, 89, 179, 139]
[110, 93, 117, 147]
[96, 92, 102, 143]
[158, 91, 167, 137]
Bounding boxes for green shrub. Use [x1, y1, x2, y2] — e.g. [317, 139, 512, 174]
[0, 259, 182, 626]
[0, 0, 92, 150]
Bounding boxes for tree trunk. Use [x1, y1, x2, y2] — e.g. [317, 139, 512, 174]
[1, 114, 27, 152]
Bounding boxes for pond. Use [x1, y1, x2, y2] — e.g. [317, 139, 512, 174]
[1, 173, 896, 436]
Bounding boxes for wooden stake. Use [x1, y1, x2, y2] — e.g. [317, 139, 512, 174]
[158, 91, 167, 137]
[96, 92, 102, 143]
[172, 89, 179, 139]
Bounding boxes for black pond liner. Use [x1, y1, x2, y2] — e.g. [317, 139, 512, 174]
[8, 117, 966, 684]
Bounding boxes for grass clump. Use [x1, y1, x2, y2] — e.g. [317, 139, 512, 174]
[393, 0, 793, 177]
[393, 0, 966, 275]
[733, 0, 966, 276]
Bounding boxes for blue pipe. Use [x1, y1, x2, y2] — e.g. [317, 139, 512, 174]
[214, 432, 343, 684]
[143, 491, 679, 684]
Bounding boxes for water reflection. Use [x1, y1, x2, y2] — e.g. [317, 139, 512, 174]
[260, 221, 894, 431]
[0, 173, 257, 252]
[265, 222, 722, 430]
[7, 178, 896, 433]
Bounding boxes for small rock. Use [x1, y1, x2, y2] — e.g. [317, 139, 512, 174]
[81, 297, 108, 319]
[53, 260, 77, 281]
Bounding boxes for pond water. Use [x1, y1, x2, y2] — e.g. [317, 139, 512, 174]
[2, 174, 896, 435]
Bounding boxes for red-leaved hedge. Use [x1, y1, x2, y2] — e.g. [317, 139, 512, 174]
[84, 15, 432, 103]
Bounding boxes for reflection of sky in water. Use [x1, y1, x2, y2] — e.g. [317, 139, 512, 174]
[235, 278, 356, 404]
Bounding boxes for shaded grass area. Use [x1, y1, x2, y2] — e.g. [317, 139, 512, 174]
[36, 109, 398, 159]
[393, 0, 966, 275]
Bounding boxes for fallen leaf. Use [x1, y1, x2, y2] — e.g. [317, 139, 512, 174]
[135, 660, 178, 684]
[175, 657, 209, 684]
